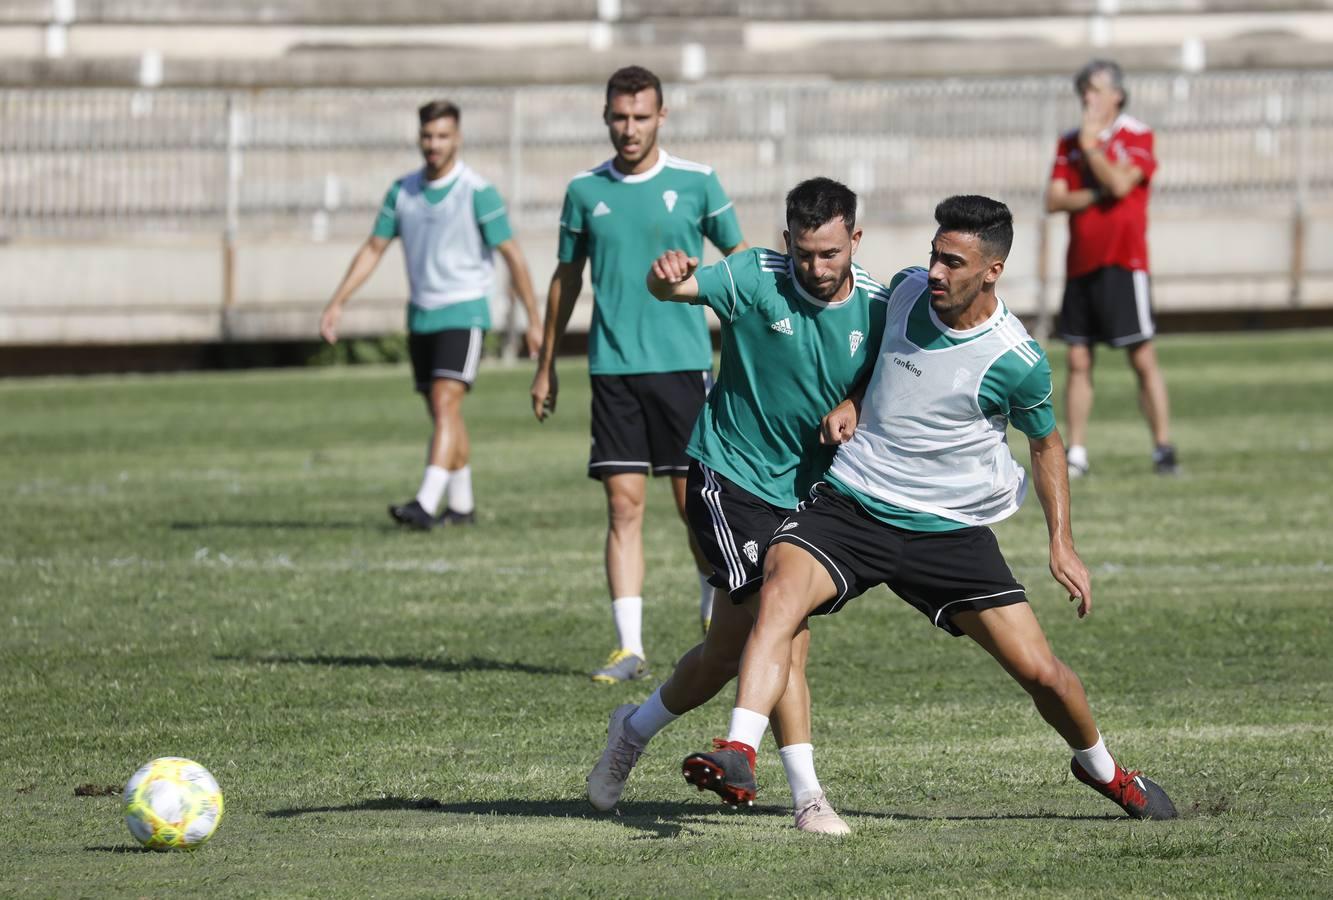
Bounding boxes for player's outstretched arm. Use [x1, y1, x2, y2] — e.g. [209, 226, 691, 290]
[320, 235, 391, 344]
[645, 249, 700, 303]
[1029, 429, 1093, 617]
[495, 238, 543, 358]
[531, 259, 584, 421]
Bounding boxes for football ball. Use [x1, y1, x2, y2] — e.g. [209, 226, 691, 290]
[123, 757, 224, 851]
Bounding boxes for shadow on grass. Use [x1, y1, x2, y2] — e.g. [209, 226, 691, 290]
[265, 795, 778, 839]
[264, 795, 1116, 840]
[171, 520, 373, 531]
[215, 653, 582, 677]
[84, 845, 153, 853]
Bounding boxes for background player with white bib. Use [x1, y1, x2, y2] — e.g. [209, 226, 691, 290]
[320, 100, 543, 529]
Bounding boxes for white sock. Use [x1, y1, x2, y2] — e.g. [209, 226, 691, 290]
[415, 465, 449, 516]
[1072, 733, 1117, 783]
[611, 596, 644, 658]
[699, 574, 715, 624]
[626, 687, 678, 744]
[1067, 444, 1089, 470]
[446, 464, 474, 514]
[726, 707, 769, 754]
[778, 743, 823, 806]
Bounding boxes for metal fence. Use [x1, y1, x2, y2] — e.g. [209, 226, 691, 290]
[3, 71, 1332, 241]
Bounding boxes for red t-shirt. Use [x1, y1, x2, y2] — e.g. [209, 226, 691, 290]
[1050, 113, 1157, 278]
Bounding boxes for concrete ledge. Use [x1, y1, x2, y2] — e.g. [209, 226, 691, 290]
[4, 34, 1333, 87]
[3, 1, 1324, 26]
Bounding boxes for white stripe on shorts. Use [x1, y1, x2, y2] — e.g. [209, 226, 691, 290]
[1132, 270, 1155, 341]
[700, 463, 747, 592]
[463, 327, 483, 382]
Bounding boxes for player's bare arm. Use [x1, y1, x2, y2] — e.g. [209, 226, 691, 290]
[320, 235, 392, 344]
[495, 238, 544, 358]
[1044, 178, 1102, 214]
[1079, 147, 1145, 200]
[721, 241, 749, 256]
[645, 249, 700, 302]
[1028, 429, 1093, 617]
[819, 364, 875, 445]
[530, 258, 585, 420]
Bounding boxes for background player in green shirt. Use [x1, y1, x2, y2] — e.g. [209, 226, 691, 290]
[529, 67, 748, 683]
[320, 100, 542, 530]
[587, 178, 886, 833]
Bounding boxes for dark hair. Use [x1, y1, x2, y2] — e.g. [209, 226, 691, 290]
[934, 195, 1013, 260]
[1075, 58, 1127, 109]
[418, 100, 460, 126]
[785, 177, 857, 235]
[605, 65, 663, 108]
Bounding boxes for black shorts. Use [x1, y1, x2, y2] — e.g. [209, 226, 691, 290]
[685, 460, 797, 600]
[588, 371, 710, 479]
[768, 483, 1027, 637]
[409, 327, 484, 392]
[1058, 265, 1156, 348]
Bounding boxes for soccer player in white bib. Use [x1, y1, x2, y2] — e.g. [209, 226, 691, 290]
[682, 195, 1178, 822]
[530, 67, 748, 683]
[587, 178, 886, 833]
[320, 100, 543, 529]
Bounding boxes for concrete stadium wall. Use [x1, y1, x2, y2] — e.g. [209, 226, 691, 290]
[4, 206, 1330, 347]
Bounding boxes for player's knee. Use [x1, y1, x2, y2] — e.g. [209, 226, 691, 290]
[1067, 350, 1093, 376]
[755, 578, 812, 632]
[606, 491, 645, 527]
[1016, 654, 1067, 696]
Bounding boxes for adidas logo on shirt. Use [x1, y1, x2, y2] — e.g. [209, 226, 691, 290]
[592, 201, 612, 217]
[769, 318, 793, 335]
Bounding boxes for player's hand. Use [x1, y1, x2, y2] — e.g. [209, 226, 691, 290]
[1078, 102, 1114, 153]
[531, 367, 558, 422]
[650, 250, 699, 286]
[820, 399, 860, 445]
[1050, 541, 1092, 618]
[319, 305, 342, 344]
[523, 323, 543, 360]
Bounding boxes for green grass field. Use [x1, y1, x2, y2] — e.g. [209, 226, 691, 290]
[2, 331, 1331, 897]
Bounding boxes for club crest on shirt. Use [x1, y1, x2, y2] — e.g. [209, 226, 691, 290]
[951, 367, 973, 391]
[849, 330, 864, 356]
[662, 190, 678, 212]
[742, 540, 759, 565]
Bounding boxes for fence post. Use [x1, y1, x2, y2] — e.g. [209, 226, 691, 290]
[1289, 73, 1309, 309]
[222, 93, 243, 338]
[1034, 87, 1060, 340]
[502, 88, 524, 362]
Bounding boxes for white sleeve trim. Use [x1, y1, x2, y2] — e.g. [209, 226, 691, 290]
[703, 201, 734, 219]
[559, 221, 583, 234]
[720, 256, 739, 322]
[476, 205, 508, 225]
[1011, 388, 1053, 412]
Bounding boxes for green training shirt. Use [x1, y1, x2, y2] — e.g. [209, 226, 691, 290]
[558, 151, 744, 375]
[686, 247, 889, 509]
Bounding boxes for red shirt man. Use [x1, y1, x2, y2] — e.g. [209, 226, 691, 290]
[1046, 59, 1177, 478]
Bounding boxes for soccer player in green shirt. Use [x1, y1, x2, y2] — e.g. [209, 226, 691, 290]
[530, 67, 748, 683]
[587, 178, 887, 833]
[320, 100, 542, 530]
